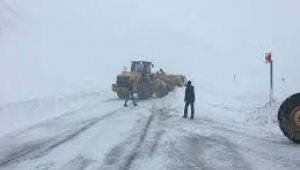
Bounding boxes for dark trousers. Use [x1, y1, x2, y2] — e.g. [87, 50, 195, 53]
[184, 102, 194, 118]
[124, 92, 137, 106]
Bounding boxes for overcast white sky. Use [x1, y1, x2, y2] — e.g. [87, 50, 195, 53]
[0, 0, 299, 103]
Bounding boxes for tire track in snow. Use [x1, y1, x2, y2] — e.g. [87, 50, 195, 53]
[21, 97, 119, 132]
[122, 114, 155, 170]
[100, 107, 170, 170]
[0, 110, 118, 168]
[167, 133, 252, 170]
[170, 115, 300, 170]
[179, 117, 300, 161]
[100, 114, 156, 170]
[59, 155, 93, 170]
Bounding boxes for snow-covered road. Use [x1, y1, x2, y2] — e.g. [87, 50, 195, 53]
[0, 89, 299, 170]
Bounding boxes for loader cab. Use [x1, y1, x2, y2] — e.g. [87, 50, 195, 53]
[131, 61, 153, 78]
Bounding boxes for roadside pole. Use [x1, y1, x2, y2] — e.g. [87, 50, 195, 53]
[265, 52, 273, 107]
[270, 60, 273, 107]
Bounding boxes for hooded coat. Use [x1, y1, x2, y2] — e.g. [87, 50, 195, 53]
[184, 84, 195, 103]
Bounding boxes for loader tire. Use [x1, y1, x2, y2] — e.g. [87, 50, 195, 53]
[117, 92, 128, 99]
[137, 81, 153, 100]
[156, 85, 168, 98]
[168, 85, 175, 92]
[278, 93, 300, 143]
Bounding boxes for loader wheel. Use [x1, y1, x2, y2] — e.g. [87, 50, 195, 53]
[156, 85, 168, 98]
[117, 92, 128, 99]
[278, 93, 300, 143]
[168, 85, 175, 92]
[137, 81, 153, 100]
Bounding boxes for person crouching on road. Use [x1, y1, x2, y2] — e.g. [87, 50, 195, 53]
[183, 81, 195, 119]
[124, 80, 138, 107]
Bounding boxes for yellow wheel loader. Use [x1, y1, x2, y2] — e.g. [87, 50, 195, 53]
[112, 61, 186, 100]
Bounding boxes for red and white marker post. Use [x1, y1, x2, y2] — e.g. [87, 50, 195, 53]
[265, 52, 273, 107]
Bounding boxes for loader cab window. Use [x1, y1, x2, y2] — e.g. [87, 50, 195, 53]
[143, 63, 151, 74]
[132, 62, 144, 73]
[131, 62, 151, 74]
[131, 62, 139, 72]
[138, 63, 144, 72]
[131, 64, 136, 72]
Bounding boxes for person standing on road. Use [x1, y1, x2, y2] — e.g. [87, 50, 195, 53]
[124, 80, 138, 107]
[183, 81, 195, 119]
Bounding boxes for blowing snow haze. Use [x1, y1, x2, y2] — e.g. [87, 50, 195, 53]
[0, 0, 299, 103]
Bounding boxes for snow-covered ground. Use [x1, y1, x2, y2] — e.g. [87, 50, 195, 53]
[0, 83, 299, 170]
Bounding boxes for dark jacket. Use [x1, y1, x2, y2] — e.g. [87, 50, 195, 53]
[184, 85, 195, 103]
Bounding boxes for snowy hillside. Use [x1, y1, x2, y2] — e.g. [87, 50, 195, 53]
[0, 0, 300, 103]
